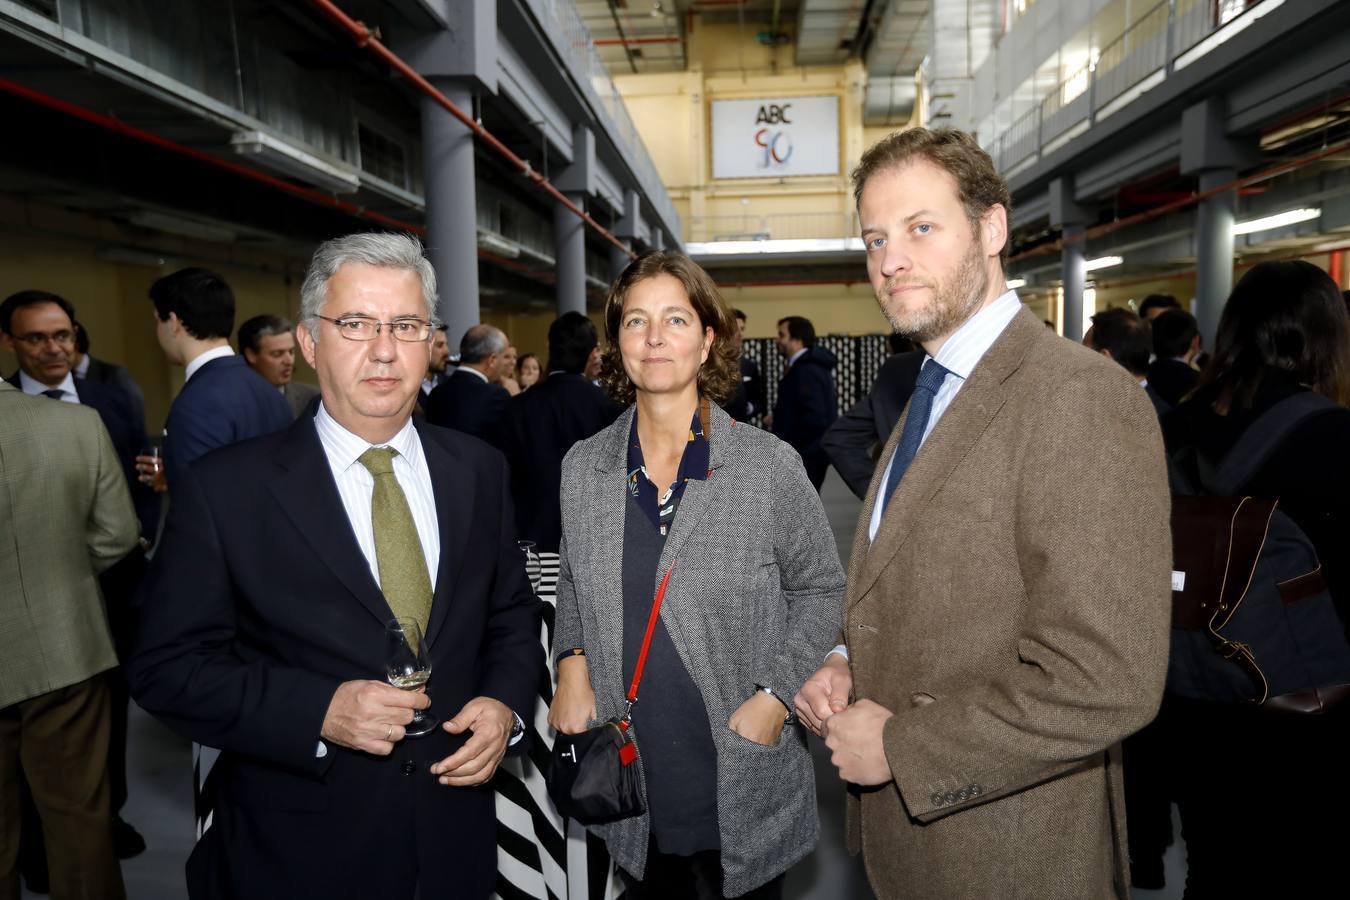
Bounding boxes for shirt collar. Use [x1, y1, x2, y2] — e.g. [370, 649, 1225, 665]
[456, 366, 490, 384]
[313, 401, 421, 475]
[929, 289, 1023, 381]
[184, 345, 234, 383]
[787, 347, 808, 368]
[74, 354, 91, 378]
[19, 369, 77, 399]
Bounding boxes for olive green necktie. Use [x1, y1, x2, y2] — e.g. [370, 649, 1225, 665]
[357, 447, 433, 632]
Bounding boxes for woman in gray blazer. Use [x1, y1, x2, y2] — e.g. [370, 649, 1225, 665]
[547, 251, 845, 899]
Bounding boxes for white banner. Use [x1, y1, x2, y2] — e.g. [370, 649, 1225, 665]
[711, 96, 840, 179]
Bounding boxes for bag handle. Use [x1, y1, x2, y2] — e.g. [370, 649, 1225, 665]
[623, 564, 674, 719]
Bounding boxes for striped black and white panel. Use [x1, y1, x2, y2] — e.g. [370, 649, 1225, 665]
[494, 551, 625, 900]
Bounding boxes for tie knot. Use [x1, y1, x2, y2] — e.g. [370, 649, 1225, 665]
[916, 360, 950, 395]
[42, 388, 65, 400]
[358, 446, 398, 477]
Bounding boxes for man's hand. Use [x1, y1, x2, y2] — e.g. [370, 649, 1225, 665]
[547, 656, 596, 735]
[823, 698, 895, 786]
[134, 455, 167, 493]
[794, 653, 852, 736]
[729, 691, 787, 746]
[431, 697, 514, 786]
[320, 679, 429, 756]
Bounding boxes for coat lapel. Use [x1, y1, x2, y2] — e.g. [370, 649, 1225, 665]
[419, 422, 469, 651]
[590, 407, 635, 682]
[849, 307, 1042, 607]
[267, 417, 392, 626]
[655, 404, 729, 577]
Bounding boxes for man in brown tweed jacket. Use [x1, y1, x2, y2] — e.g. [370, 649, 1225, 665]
[795, 128, 1172, 899]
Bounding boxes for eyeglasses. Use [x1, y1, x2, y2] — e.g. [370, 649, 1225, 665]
[14, 330, 75, 347]
[315, 315, 434, 343]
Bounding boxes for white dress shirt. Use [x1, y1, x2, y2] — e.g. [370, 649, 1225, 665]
[785, 346, 808, 369]
[18, 369, 78, 403]
[74, 353, 91, 378]
[868, 290, 1024, 543]
[454, 365, 490, 384]
[183, 344, 235, 383]
[313, 402, 440, 590]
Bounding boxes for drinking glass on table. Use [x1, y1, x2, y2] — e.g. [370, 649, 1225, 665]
[384, 617, 438, 737]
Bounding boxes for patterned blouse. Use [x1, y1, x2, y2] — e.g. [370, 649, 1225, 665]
[626, 404, 711, 536]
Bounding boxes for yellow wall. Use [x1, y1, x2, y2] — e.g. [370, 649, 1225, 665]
[720, 282, 886, 339]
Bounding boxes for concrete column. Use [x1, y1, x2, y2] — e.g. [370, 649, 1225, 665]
[1194, 167, 1236, 348]
[608, 240, 632, 282]
[420, 79, 479, 348]
[1061, 225, 1087, 341]
[554, 192, 587, 316]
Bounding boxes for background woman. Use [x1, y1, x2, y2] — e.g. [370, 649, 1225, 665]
[1162, 259, 1350, 897]
[547, 251, 844, 899]
[517, 352, 541, 391]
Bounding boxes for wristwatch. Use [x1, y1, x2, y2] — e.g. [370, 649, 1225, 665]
[756, 685, 798, 725]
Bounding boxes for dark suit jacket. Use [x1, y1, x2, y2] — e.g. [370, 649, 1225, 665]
[128, 414, 543, 900]
[424, 369, 511, 444]
[771, 346, 838, 488]
[83, 355, 147, 437]
[822, 351, 924, 498]
[163, 355, 291, 493]
[500, 373, 622, 553]
[723, 355, 766, 422]
[1146, 358, 1198, 408]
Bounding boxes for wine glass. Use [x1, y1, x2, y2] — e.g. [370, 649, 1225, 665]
[517, 540, 543, 595]
[384, 617, 438, 737]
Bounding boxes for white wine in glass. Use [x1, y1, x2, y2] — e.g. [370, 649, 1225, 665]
[384, 617, 438, 737]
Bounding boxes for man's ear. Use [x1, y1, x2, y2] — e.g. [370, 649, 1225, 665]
[981, 204, 1008, 259]
[296, 323, 318, 370]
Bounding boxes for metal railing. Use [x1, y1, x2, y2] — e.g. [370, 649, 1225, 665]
[522, 0, 682, 242]
[686, 212, 859, 243]
[986, 0, 1273, 175]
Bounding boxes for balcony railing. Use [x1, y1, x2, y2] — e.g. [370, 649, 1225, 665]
[986, 0, 1272, 175]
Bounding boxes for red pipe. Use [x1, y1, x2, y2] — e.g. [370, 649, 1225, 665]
[1009, 137, 1350, 265]
[0, 77, 424, 234]
[306, 0, 637, 259]
[1329, 249, 1345, 287]
[594, 37, 682, 45]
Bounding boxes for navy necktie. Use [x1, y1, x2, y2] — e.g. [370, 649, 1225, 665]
[880, 359, 951, 514]
[41, 389, 64, 400]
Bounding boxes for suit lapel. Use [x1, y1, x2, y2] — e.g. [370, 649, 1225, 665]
[420, 423, 469, 651]
[849, 307, 1042, 607]
[267, 418, 392, 626]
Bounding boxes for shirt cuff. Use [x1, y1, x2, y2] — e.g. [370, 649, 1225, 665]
[315, 740, 328, 758]
[827, 644, 849, 662]
[508, 712, 526, 747]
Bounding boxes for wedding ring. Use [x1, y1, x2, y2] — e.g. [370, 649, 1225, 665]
[385, 724, 394, 741]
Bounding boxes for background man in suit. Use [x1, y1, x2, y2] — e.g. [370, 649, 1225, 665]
[238, 313, 321, 418]
[424, 323, 512, 442]
[822, 349, 924, 499]
[1085, 307, 1171, 417]
[129, 232, 542, 900]
[794, 128, 1171, 899]
[1147, 308, 1201, 408]
[72, 319, 148, 432]
[1137, 292, 1181, 321]
[140, 268, 291, 494]
[0, 383, 140, 899]
[1, 290, 155, 867]
[500, 311, 621, 553]
[419, 323, 452, 409]
[722, 308, 766, 423]
[769, 315, 838, 490]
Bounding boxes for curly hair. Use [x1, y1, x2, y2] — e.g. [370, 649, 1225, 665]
[599, 251, 740, 406]
[851, 127, 1013, 259]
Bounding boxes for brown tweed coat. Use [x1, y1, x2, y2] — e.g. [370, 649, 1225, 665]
[843, 306, 1172, 899]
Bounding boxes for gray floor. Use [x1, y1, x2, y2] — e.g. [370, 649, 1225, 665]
[24, 468, 1184, 899]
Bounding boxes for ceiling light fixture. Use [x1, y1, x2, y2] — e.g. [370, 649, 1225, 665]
[1233, 207, 1321, 236]
[1084, 255, 1124, 272]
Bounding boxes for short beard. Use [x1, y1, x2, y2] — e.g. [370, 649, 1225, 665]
[879, 238, 990, 343]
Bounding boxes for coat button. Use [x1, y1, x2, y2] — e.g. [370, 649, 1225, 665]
[970, 784, 983, 796]
[401, 760, 416, 776]
[943, 791, 957, 804]
[930, 792, 944, 807]
[957, 789, 969, 801]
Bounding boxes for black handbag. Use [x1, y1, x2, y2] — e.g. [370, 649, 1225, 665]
[546, 565, 673, 824]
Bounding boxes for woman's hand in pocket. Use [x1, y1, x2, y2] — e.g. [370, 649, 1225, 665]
[548, 655, 597, 734]
[729, 691, 788, 746]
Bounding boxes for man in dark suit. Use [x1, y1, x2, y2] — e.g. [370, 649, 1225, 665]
[72, 319, 148, 432]
[418, 324, 452, 409]
[499, 311, 621, 553]
[238, 313, 322, 418]
[722, 308, 766, 423]
[1, 290, 156, 867]
[1147, 308, 1201, 408]
[142, 268, 291, 493]
[129, 232, 543, 900]
[424, 323, 512, 442]
[769, 315, 838, 490]
[822, 349, 924, 498]
[1085, 307, 1171, 417]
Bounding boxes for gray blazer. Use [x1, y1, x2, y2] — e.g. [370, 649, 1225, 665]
[555, 403, 845, 895]
[0, 382, 139, 709]
[281, 380, 321, 419]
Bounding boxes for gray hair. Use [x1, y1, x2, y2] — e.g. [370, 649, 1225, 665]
[459, 324, 507, 364]
[299, 232, 439, 337]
